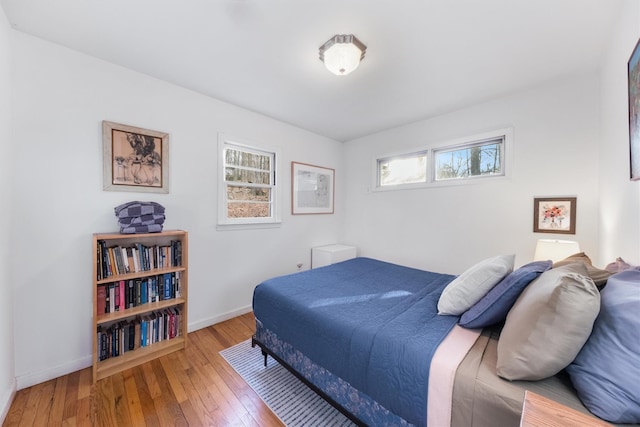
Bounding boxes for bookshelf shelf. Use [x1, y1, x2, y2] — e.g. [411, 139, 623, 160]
[95, 337, 186, 382]
[92, 230, 188, 383]
[96, 266, 186, 285]
[96, 298, 187, 325]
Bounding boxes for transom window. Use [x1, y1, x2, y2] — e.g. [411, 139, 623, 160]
[219, 136, 278, 225]
[374, 129, 511, 190]
[377, 151, 428, 187]
[434, 137, 504, 181]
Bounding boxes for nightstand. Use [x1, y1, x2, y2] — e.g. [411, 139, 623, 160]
[520, 391, 611, 427]
[311, 244, 357, 268]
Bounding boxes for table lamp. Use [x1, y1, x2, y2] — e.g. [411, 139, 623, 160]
[533, 239, 580, 263]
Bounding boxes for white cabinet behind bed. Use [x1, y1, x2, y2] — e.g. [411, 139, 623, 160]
[311, 244, 357, 268]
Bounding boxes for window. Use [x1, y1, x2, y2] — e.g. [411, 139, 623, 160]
[374, 128, 511, 190]
[377, 151, 428, 187]
[219, 135, 278, 225]
[434, 137, 504, 181]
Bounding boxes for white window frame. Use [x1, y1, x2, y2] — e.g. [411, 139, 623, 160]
[373, 128, 513, 191]
[433, 135, 505, 183]
[217, 134, 281, 228]
[375, 150, 429, 190]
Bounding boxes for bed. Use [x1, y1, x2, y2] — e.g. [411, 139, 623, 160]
[251, 256, 640, 426]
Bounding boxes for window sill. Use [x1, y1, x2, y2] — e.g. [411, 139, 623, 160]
[216, 221, 282, 231]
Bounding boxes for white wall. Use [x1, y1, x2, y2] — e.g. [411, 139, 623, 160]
[10, 31, 344, 389]
[0, 4, 16, 422]
[599, 0, 640, 265]
[343, 75, 601, 274]
[6, 0, 640, 397]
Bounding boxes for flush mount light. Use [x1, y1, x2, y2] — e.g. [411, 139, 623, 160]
[319, 34, 366, 76]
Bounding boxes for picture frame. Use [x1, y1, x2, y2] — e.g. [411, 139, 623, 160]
[291, 162, 335, 214]
[628, 38, 640, 180]
[102, 121, 169, 193]
[533, 197, 577, 234]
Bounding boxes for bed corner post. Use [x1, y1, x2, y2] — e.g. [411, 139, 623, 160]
[252, 336, 269, 367]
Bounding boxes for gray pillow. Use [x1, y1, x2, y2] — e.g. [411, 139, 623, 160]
[496, 263, 600, 381]
[438, 254, 515, 316]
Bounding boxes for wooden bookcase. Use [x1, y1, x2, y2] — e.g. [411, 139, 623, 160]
[92, 230, 188, 383]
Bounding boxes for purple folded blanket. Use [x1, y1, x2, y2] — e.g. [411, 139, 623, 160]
[119, 223, 163, 234]
[114, 201, 165, 219]
[118, 213, 166, 226]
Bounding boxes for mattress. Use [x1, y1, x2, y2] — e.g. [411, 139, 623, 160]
[451, 326, 637, 427]
[252, 257, 460, 427]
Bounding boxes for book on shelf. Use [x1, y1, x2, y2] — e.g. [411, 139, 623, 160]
[96, 306, 183, 361]
[96, 239, 184, 280]
[134, 319, 141, 351]
[109, 284, 115, 313]
[163, 273, 171, 300]
[127, 280, 134, 309]
[121, 247, 130, 273]
[97, 273, 184, 316]
[119, 280, 125, 311]
[108, 247, 117, 276]
[97, 244, 103, 281]
[97, 285, 106, 315]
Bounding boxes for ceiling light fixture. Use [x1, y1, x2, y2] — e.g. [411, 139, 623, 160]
[319, 34, 366, 76]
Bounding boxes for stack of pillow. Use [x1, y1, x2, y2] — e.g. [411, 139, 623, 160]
[437, 252, 640, 424]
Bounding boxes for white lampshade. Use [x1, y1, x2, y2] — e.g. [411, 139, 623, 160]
[533, 239, 581, 263]
[319, 34, 366, 76]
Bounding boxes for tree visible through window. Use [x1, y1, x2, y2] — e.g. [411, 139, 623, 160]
[222, 142, 276, 222]
[434, 137, 504, 181]
[374, 129, 510, 190]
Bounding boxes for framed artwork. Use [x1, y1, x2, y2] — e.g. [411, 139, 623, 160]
[533, 197, 577, 234]
[291, 162, 335, 214]
[102, 121, 169, 193]
[628, 38, 640, 180]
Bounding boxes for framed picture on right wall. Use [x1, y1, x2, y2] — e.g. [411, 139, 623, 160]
[533, 197, 577, 234]
[628, 38, 640, 180]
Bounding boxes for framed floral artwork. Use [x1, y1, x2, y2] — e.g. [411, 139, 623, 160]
[102, 121, 169, 193]
[533, 197, 576, 234]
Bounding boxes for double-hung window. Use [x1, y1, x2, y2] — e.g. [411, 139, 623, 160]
[219, 136, 278, 225]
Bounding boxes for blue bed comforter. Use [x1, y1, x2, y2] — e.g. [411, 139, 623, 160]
[252, 257, 458, 427]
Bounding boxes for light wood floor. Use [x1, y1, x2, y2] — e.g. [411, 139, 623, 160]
[3, 312, 284, 427]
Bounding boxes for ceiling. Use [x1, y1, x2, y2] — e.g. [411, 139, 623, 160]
[0, 0, 623, 142]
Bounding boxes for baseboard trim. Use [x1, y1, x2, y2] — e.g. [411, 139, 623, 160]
[16, 355, 92, 390]
[188, 305, 252, 332]
[0, 378, 17, 424]
[13, 306, 253, 390]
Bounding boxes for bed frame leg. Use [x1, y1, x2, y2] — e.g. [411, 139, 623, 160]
[252, 336, 269, 366]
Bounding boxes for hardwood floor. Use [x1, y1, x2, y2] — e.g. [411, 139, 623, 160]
[3, 312, 284, 427]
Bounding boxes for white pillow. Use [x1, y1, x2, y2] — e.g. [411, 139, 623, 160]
[438, 254, 515, 315]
